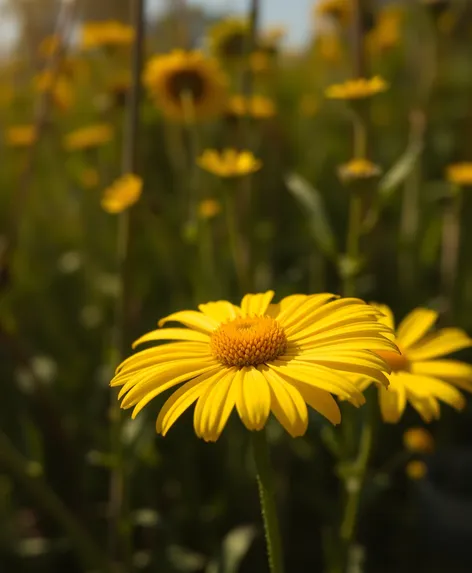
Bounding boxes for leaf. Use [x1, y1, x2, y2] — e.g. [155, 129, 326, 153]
[379, 138, 423, 201]
[206, 525, 257, 573]
[285, 173, 337, 259]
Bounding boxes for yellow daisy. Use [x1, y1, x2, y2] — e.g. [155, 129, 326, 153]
[110, 292, 396, 441]
[338, 158, 382, 182]
[81, 20, 134, 50]
[208, 18, 250, 60]
[5, 125, 37, 147]
[143, 50, 228, 122]
[64, 123, 113, 151]
[226, 94, 276, 119]
[197, 149, 262, 178]
[198, 199, 222, 219]
[446, 162, 472, 186]
[314, 0, 351, 24]
[325, 76, 388, 100]
[360, 304, 472, 423]
[101, 174, 142, 214]
[403, 427, 435, 454]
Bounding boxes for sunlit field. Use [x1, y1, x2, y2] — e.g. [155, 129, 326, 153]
[2, 1, 472, 572]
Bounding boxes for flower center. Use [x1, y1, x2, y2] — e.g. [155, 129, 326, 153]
[376, 349, 409, 372]
[168, 70, 205, 103]
[210, 316, 287, 367]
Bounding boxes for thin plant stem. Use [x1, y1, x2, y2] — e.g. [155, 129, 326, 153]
[224, 185, 249, 293]
[251, 430, 285, 573]
[441, 188, 462, 321]
[0, 431, 114, 573]
[108, 0, 145, 566]
[343, 193, 362, 297]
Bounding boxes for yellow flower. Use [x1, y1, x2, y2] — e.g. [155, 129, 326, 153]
[316, 33, 344, 64]
[325, 76, 388, 100]
[143, 50, 228, 122]
[64, 123, 113, 151]
[208, 18, 250, 60]
[338, 158, 382, 182]
[101, 174, 142, 214]
[39, 35, 61, 58]
[366, 7, 403, 53]
[81, 20, 134, 50]
[359, 304, 472, 423]
[314, 0, 351, 23]
[198, 199, 221, 219]
[34, 71, 74, 111]
[403, 427, 435, 454]
[5, 125, 37, 147]
[227, 94, 276, 119]
[197, 149, 262, 178]
[446, 163, 472, 186]
[110, 292, 395, 442]
[406, 460, 428, 480]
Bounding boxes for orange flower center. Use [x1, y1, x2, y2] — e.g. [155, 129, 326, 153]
[210, 316, 287, 367]
[376, 349, 409, 372]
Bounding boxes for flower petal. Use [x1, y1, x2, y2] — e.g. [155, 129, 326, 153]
[396, 308, 438, 349]
[411, 375, 466, 411]
[235, 367, 271, 430]
[132, 327, 210, 348]
[289, 380, 341, 425]
[378, 378, 406, 423]
[266, 294, 308, 321]
[259, 366, 308, 437]
[406, 328, 472, 361]
[279, 293, 338, 332]
[370, 303, 395, 330]
[158, 310, 219, 333]
[198, 301, 241, 322]
[411, 360, 472, 389]
[240, 291, 275, 317]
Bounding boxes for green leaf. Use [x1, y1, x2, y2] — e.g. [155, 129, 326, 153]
[379, 139, 423, 201]
[284, 173, 337, 259]
[206, 525, 257, 573]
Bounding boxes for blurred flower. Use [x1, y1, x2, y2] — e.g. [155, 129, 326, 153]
[446, 163, 472, 186]
[208, 18, 250, 60]
[366, 6, 403, 53]
[358, 304, 472, 423]
[34, 71, 74, 111]
[198, 199, 221, 219]
[197, 149, 262, 178]
[250, 51, 272, 74]
[107, 72, 131, 107]
[299, 94, 319, 117]
[261, 25, 286, 45]
[5, 125, 37, 147]
[403, 427, 435, 454]
[338, 158, 382, 182]
[406, 460, 428, 480]
[227, 94, 276, 119]
[314, 0, 351, 24]
[81, 20, 134, 50]
[39, 34, 61, 58]
[64, 123, 113, 151]
[316, 33, 344, 64]
[101, 174, 142, 214]
[325, 76, 388, 99]
[79, 167, 100, 189]
[110, 292, 394, 441]
[144, 50, 228, 122]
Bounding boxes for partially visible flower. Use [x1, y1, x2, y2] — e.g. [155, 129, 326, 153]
[250, 51, 272, 74]
[299, 94, 319, 117]
[316, 33, 344, 64]
[197, 149, 262, 178]
[144, 50, 228, 122]
[81, 20, 134, 50]
[198, 199, 221, 219]
[227, 94, 276, 119]
[64, 123, 113, 151]
[261, 25, 286, 45]
[208, 18, 250, 60]
[358, 304, 472, 423]
[366, 6, 403, 53]
[107, 73, 131, 107]
[101, 174, 142, 214]
[325, 76, 388, 99]
[314, 0, 351, 24]
[79, 168, 100, 189]
[403, 427, 435, 454]
[34, 71, 74, 111]
[406, 460, 428, 480]
[338, 158, 382, 183]
[110, 291, 395, 442]
[5, 125, 37, 147]
[446, 163, 472, 186]
[39, 35, 61, 58]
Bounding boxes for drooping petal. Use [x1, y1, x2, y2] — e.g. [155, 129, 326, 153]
[405, 393, 440, 423]
[198, 301, 241, 322]
[132, 327, 210, 348]
[396, 308, 438, 349]
[260, 366, 308, 437]
[156, 369, 226, 436]
[240, 291, 275, 317]
[411, 360, 472, 385]
[289, 380, 341, 425]
[235, 367, 271, 430]
[378, 377, 406, 423]
[406, 328, 472, 361]
[370, 303, 395, 330]
[193, 368, 238, 441]
[158, 310, 219, 333]
[411, 375, 466, 411]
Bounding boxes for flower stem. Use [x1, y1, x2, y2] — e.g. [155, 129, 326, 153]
[251, 430, 285, 573]
[224, 186, 249, 293]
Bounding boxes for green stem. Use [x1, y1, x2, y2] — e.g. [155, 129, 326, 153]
[343, 193, 362, 297]
[251, 430, 285, 573]
[0, 432, 114, 573]
[224, 186, 249, 293]
[441, 188, 462, 321]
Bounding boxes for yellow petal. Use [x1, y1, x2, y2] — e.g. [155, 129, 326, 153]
[193, 368, 238, 441]
[266, 294, 308, 321]
[412, 375, 466, 411]
[260, 366, 308, 437]
[132, 327, 210, 348]
[158, 310, 219, 333]
[290, 380, 341, 425]
[235, 367, 271, 430]
[378, 379, 406, 423]
[411, 360, 472, 386]
[294, 323, 394, 348]
[406, 328, 472, 361]
[280, 293, 337, 332]
[370, 303, 395, 330]
[297, 337, 399, 352]
[240, 291, 275, 317]
[405, 393, 440, 423]
[198, 301, 241, 322]
[396, 308, 438, 349]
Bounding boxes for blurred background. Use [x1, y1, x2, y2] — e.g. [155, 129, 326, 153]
[2, 0, 472, 572]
